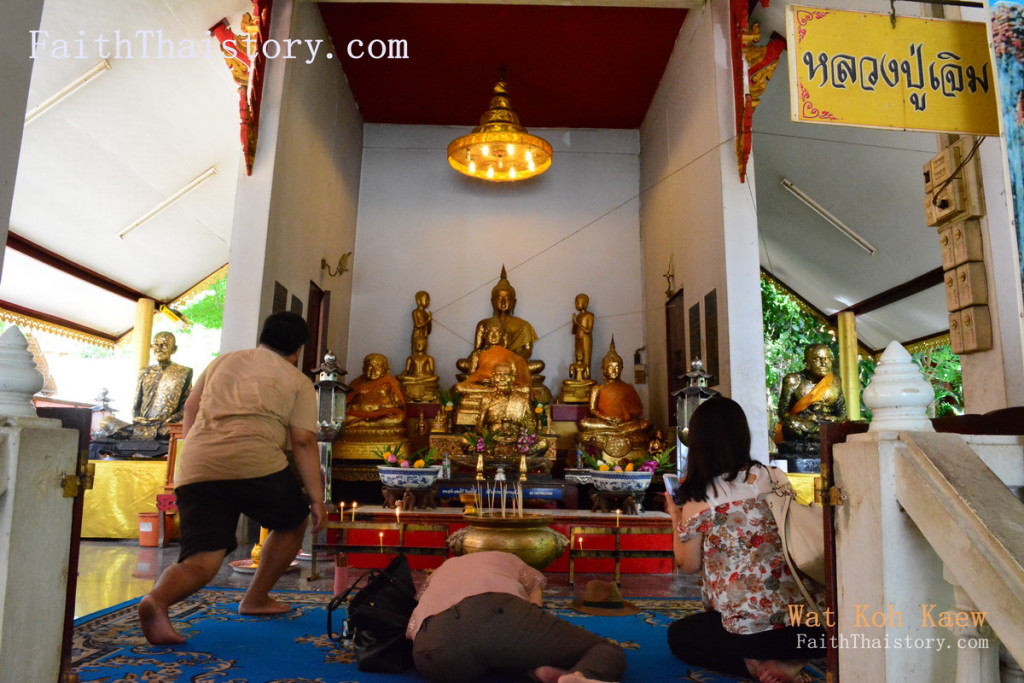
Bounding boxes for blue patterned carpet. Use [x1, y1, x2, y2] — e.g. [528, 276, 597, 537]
[72, 588, 825, 682]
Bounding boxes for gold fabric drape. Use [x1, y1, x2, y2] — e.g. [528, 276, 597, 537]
[82, 460, 167, 538]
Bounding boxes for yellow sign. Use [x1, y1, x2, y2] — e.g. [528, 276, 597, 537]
[787, 6, 998, 135]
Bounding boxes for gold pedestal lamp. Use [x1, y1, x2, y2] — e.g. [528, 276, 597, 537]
[447, 80, 552, 182]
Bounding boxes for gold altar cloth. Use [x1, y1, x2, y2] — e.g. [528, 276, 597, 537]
[82, 460, 167, 538]
[786, 472, 816, 507]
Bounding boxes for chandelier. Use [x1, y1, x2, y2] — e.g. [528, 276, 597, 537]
[447, 80, 552, 182]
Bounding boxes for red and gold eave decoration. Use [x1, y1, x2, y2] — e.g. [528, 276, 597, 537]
[731, 0, 785, 183]
[210, 0, 273, 176]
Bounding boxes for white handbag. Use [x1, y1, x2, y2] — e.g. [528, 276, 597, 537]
[761, 466, 826, 612]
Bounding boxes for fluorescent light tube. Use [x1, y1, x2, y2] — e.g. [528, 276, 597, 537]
[780, 178, 877, 255]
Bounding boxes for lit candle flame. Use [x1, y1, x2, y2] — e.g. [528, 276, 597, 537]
[616, 509, 621, 528]
[351, 501, 358, 522]
[379, 531, 384, 552]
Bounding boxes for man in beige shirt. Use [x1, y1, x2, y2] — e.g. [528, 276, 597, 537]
[139, 312, 326, 645]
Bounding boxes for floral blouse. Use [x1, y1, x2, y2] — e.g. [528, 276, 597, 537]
[679, 468, 820, 634]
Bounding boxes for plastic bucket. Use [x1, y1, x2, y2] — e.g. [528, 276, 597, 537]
[138, 512, 160, 547]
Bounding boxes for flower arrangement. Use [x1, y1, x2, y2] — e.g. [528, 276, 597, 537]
[373, 444, 440, 469]
[531, 400, 549, 429]
[411, 445, 440, 468]
[576, 444, 677, 474]
[641, 445, 677, 473]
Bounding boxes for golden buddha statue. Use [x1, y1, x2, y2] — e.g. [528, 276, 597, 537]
[775, 343, 846, 455]
[450, 362, 552, 472]
[456, 266, 551, 402]
[336, 353, 411, 460]
[559, 294, 596, 403]
[119, 331, 193, 441]
[577, 339, 652, 461]
[398, 291, 440, 403]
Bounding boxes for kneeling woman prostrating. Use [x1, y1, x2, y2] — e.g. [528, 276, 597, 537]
[665, 397, 826, 683]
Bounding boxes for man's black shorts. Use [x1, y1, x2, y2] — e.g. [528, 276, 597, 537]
[175, 467, 309, 562]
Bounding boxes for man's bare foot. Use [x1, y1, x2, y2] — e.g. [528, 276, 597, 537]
[745, 658, 811, 683]
[238, 596, 290, 615]
[138, 595, 186, 645]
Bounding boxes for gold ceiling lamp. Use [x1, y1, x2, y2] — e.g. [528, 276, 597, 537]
[447, 79, 552, 182]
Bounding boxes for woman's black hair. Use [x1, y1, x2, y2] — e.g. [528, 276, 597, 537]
[675, 396, 757, 504]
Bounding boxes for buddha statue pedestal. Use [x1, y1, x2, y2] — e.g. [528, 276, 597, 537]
[558, 379, 595, 404]
[399, 375, 440, 403]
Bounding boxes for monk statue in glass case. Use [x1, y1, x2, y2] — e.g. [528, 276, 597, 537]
[456, 266, 551, 403]
[577, 338, 651, 461]
[775, 343, 846, 455]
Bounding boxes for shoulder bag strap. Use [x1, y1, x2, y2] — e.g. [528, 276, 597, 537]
[762, 467, 823, 620]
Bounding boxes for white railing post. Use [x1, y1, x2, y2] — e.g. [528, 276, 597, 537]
[0, 326, 78, 682]
[834, 341, 951, 682]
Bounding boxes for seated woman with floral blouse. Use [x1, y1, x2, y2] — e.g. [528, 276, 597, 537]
[664, 397, 826, 683]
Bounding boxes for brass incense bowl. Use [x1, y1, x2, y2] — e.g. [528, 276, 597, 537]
[446, 512, 568, 570]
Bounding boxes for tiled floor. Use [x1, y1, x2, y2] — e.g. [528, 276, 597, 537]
[74, 539, 701, 620]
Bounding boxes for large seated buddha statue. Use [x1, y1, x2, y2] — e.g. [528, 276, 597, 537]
[336, 353, 411, 460]
[450, 362, 552, 472]
[456, 266, 551, 403]
[577, 339, 652, 462]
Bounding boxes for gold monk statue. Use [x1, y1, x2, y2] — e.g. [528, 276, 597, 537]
[578, 338, 651, 459]
[776, 343, 846, 453]
[123, 331, 193, 440]
[336, 354, 410, 462]
[457, 267, 550, 403]
[398, 292, 440, 403]
[345, 353, 407, 434]
[458, 320, 531, 390]
[450, 361, 551, 471]
[477, 362, 535, 443]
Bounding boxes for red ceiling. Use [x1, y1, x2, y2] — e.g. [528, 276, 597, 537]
[317, 3, 687, 129]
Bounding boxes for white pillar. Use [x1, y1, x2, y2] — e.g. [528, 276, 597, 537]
[0, 0, 45, 273]
[0, 327, 78, 682]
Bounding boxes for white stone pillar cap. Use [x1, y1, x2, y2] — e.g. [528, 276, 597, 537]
[0, 326, 43, 418]
[862, 341, 934, 432]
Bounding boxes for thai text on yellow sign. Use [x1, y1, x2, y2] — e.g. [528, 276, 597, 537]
[787, 6, 998, 135]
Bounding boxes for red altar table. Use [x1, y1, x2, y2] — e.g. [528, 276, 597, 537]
[313, 507, 674, 574]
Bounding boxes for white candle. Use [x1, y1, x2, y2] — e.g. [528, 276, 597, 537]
[378, 531, 384, 552]
[351, 501, 358, 522]
[615, 509, 621, 528]
[395, 502, 401, 524]
[578, 536, 584, 551]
